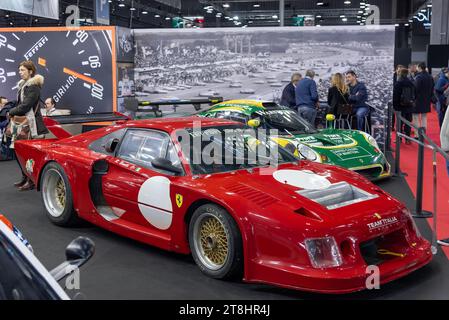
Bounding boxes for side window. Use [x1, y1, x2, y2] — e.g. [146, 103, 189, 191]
[89, 128, 126, 155]
[213, 111, 248, 124]
[117, 130, 182, 173]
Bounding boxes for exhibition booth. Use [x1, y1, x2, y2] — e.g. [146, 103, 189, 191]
[1, 22, 449, 300]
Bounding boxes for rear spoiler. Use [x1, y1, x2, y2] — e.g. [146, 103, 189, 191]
[123, 97, 223, 117]
[43, 112, 130, 139]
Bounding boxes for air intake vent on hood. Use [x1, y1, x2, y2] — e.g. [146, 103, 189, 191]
[227, 183, 278, 208]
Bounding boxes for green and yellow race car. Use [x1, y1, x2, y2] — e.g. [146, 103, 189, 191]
[199, 99, 391, 180]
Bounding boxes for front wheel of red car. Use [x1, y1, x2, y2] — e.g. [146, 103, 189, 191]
[40, 162, 80, 227]
[189, 204, 243, 280]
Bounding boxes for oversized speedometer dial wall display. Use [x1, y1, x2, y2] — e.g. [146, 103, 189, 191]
[0, 27, 116, 114]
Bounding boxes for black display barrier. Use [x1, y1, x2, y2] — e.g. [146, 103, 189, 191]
[0, 27, 116, 115]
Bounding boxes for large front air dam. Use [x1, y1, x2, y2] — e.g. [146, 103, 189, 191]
[244, 241, 432, 294]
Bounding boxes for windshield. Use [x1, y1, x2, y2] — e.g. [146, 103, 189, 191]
[176, 125, 297, 175]
[255, 107, 316, 134]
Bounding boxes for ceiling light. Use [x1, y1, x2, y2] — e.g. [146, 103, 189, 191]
[427, 4, 432, 7]
[154, 14, 160, 18]
[165, 17, 171, 20]
[233, 16, 239, 20]
[272, 14, 278, 19]
[253, 4, 260, 8]
[342, 18, 348, 21]
[344, 1, 351, 4]
[317, 2, 324, 6]
[5, 14, 9, 18]
[316, 15, 322, 18]
[142, 11, 148, 14]
[405, 23, 409, 26]
[130, 7, 136, 11]
[420, 9, 427, 12]
[223, 3, 230, 8]
[340, 15, 345, 18]
[118, 3, 125, 7]
[248, 20, 253, 23]
[395, 23, 399, 26]
[316, 24, 321, 27]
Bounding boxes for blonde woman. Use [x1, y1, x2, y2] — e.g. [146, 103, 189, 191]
[8, 60, 48, 191]
[327, 73, 350, 115]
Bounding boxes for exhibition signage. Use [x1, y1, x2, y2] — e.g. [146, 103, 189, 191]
[0, 27, 116, 115]
[94, 0, 110, 26]
[0, 0, 59, 20]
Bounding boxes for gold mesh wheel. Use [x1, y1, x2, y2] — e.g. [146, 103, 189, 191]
[193, 213, 230, 271]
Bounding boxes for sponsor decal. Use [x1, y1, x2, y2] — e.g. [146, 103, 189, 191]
[367, 216, 398, 231]
[25, 159, 35, 174]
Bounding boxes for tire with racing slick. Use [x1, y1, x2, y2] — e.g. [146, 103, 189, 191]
[189, 203, 243, 279]
[40, 162, 80, 227]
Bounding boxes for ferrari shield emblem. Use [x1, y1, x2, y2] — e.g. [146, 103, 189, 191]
[176, 194, 183, 208]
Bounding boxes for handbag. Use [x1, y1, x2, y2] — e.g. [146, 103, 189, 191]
[336, 87, 353, 115]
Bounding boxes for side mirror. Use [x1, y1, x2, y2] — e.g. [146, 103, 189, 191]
[50, 237, 95, 282]
[151, 157, 183, 175]
[247, 119, 261, 128]
[105, 138, 120, 153]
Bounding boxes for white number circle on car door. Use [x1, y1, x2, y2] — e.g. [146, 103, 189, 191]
[137, 176, 173, 230]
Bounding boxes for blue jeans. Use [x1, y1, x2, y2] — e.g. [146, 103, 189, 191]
[353, 106, 370, 131]
[436, 101, 447, 128]
[297, 106, 317, 126]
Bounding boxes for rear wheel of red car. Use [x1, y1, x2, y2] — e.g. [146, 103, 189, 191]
[189, 204, 243, 279]
[41, 162, 79, 227]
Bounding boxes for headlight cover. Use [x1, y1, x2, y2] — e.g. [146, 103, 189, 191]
[362, 132, 380, 150]
[304, 236, 343, 268]
[297, 144, 318, 161]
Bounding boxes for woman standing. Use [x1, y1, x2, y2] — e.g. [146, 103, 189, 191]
[8, 60, 48, 191]
[327, 73, 350, 127]
[413, 62, 434, 137]
[393, 68, 416, 144]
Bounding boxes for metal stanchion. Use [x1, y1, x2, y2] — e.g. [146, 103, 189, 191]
[393, 111, 407, 177]
[385, 103, 392, 153]
[412, 127, 433, 218]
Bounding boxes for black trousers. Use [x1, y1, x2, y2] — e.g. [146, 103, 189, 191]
[400, 112, 413, 137]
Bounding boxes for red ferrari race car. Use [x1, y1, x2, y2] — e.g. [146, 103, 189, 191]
[14, 115, 432, 293]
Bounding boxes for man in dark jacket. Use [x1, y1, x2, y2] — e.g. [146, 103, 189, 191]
[393, 68, 415, 143]
[345, 70, 370, 131]
[413, 62, 434, 136]
[434, 68, 449, 127]
[280, 73, 302, 109]
[295, 69, 319, 125]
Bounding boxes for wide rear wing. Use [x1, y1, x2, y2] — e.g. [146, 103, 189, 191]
[43, 112, 130, 139]
[123, 96, 224, 117]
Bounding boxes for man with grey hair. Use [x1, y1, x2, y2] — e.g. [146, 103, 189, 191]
[280, 72, 302, 109]
[295, 69, 319, 125]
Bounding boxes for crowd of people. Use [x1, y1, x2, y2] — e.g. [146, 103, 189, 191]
[280, 69, 370, 131]
[392, 61, 449, 175]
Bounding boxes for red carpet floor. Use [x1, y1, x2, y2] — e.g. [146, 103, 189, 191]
[393, 109, 449, 256]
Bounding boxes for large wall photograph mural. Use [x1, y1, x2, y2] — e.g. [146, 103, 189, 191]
[134, 26, 395, 146]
